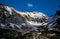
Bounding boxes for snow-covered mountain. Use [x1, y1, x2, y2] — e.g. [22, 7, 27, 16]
[0, 4, 60, 34]
[48, 10, 60, 31]
[0, 4, 48, 35]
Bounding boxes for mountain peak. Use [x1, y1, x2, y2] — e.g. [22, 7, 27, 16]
[0, 4, 48, 34]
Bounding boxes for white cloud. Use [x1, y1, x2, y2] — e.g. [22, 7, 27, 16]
[27, 3, 33, 7]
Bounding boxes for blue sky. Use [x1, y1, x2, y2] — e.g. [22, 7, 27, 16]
[0, 0, 60, 16]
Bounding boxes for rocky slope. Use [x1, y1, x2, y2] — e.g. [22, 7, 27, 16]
[0, 4, 48, 37]
[0, 4, 60, 39]
[48, 10, 60, 31]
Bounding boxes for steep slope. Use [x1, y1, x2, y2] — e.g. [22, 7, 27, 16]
[12, 8, 48, 26]
[48, 10, 60, 31]
[1, 4, 60, 39]
[0, 4, 48, 35]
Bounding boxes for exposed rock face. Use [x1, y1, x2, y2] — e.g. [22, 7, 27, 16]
[48, 10, 60, 31]
[47, 10, 60, 39]
[0, 4, 48, 39]
[0, 4, 60, 39]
